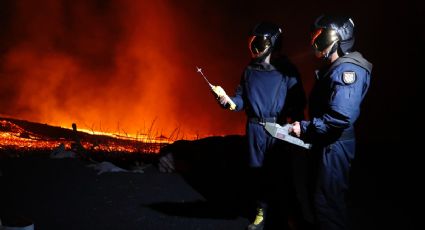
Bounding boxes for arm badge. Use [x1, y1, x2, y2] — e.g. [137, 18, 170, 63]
[342, 71, 356, 84]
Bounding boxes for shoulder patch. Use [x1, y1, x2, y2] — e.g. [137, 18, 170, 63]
[342, 71, 356, 84]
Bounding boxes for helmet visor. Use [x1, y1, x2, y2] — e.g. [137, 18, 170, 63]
[311, 28, 339, 52]
[249, 35, 271, 58]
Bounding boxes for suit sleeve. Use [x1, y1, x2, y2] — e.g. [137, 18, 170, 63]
[281, 74, 306, 122]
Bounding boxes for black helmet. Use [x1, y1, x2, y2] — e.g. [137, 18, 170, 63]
[249, 22, 283, 59]
[311, 14, 355, 57]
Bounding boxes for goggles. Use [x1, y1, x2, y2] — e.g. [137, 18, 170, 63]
[311, 28, 339, 52]
[249, 35, 271, 58]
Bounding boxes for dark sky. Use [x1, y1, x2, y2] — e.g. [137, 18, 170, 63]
[0, 0, 423, 142]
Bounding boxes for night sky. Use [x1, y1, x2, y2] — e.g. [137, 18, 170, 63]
[0, 0, 423, 143]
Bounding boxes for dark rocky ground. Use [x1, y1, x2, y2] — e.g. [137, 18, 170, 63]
[0, 133, 420, 230]
[0, 157, 251, 230]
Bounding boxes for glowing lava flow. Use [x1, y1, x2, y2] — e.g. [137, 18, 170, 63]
[0, 119, 170, 154]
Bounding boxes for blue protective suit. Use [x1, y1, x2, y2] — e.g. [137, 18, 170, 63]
[231, 56, 306, 168]
[300, 52, 372, 230]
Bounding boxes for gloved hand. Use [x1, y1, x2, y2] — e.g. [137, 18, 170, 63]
[212, 85, 236, 110]
[212, 86, 227, 104]
[289, 121, 301, 137]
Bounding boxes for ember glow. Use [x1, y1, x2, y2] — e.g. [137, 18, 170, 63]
[0, 119, 167, 154]
[0, 129, 66, 151]
[0, 0, 246, 140]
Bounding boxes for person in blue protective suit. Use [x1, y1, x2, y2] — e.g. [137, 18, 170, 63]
[216, 21, 306, 230]
[290, 14, 373, 230]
